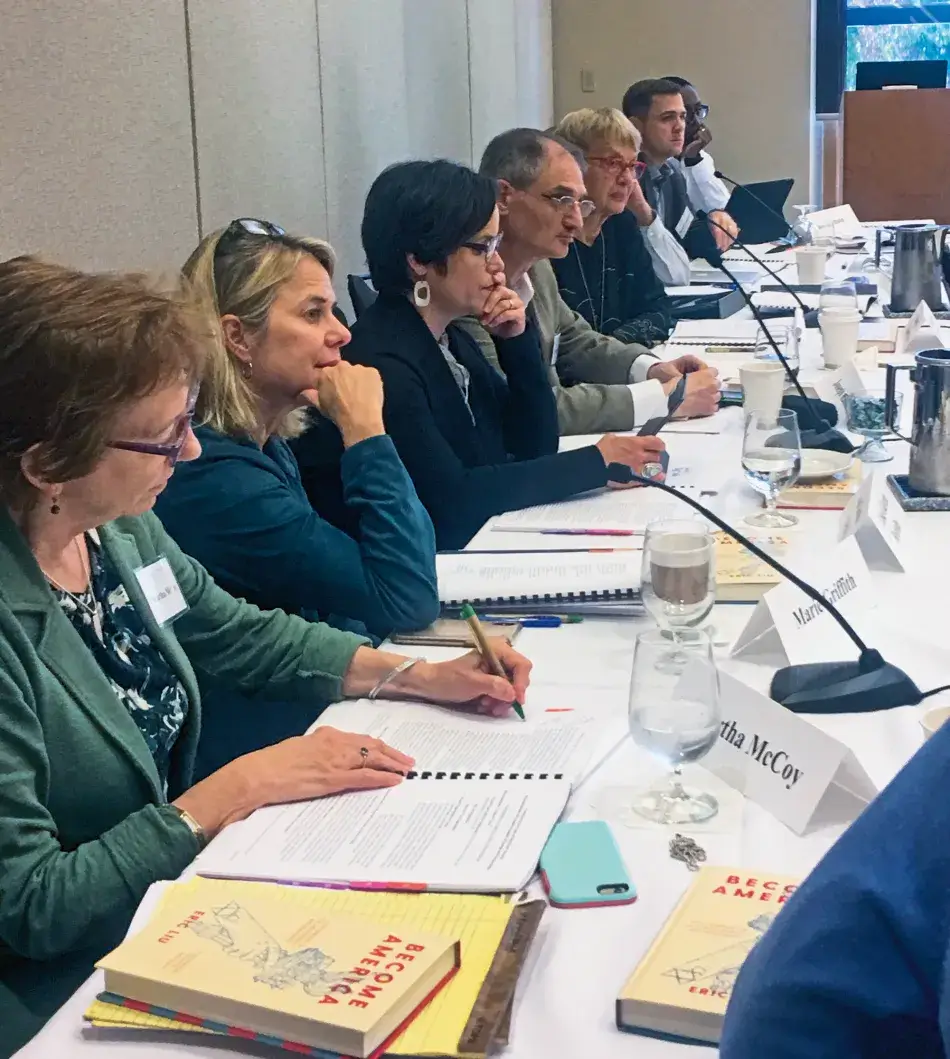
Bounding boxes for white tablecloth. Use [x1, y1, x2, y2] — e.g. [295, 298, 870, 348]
[17, 252, 950, 1059]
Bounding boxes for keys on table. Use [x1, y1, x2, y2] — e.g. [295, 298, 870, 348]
[669, 833, 707, 872]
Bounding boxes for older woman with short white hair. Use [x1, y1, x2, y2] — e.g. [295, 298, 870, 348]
[552, 107, 677, 349]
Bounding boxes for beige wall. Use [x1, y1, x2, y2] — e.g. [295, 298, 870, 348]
[552, 0, 815, 213]
[0, 0, 553, 294]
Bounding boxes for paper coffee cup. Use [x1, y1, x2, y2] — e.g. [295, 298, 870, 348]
[739, 361, 786, 421]
[796, 246, 829, 284]
[921, 705, 950, 740]
[819, 307, 861, 370]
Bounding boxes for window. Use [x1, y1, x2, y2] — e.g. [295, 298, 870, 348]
[817, 1, 950, 112]
[845, 2, 950, 90]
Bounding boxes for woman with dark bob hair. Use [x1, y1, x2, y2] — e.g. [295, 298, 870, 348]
[0, 257, 530, 1054]
[294, 159, 666, 551]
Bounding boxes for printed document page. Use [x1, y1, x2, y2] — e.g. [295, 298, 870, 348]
[313, 698, 626, 783]
[196, 778, 570, 892]
[436, 550, 642, 601]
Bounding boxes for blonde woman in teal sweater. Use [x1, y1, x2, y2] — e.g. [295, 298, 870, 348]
[0, 257, 531, 1055]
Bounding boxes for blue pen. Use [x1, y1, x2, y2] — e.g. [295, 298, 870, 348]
[484, 616, 562, 628]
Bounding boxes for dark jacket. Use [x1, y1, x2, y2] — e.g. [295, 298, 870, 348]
[639, 159, 712, 261]
[552, 210, 675, 348]
[157, 425, 439, 639]
[331, 294, 609, 550]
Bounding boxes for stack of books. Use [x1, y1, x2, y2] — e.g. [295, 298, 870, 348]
[89, 877, 544, 1059]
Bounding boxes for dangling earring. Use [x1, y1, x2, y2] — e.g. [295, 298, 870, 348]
[413, 280, 431, 308]
[241, 358, 253, 380]
[50, 494, 61, 515]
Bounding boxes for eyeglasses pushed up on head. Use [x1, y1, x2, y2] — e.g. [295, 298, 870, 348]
[108, 383, 200, 467]
[215, 218, 288, 258]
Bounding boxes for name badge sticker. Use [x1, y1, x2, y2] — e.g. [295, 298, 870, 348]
[134, 556, 188, 626]
[675, 207, 695, 239]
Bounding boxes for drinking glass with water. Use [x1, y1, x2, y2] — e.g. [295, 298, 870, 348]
[627, 629, 720, 825]
[742, 408, 802, 528]
[753, 321, 800, 374]
[640, 518, 715, 674]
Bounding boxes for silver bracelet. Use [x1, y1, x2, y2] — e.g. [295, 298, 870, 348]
[368, 657, 424, 701]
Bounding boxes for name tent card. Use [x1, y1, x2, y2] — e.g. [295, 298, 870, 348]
[731, 536, 873, 666]
[839, 471, 906, 572]
[813, 353, 867, 425]
[694, 669, 878, 834]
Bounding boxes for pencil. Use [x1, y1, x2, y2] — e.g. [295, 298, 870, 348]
[459, 604, 526, 721]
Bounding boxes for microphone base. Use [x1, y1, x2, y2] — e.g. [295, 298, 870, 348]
[800, 425, 856, 455]
[770, 650, 922, 714]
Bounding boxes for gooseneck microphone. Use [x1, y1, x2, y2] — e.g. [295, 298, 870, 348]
[705, 213, 810, 317]
[704, 240, 855, 455]
[714, 170, 794, 242]
[622, 471, 922, 714]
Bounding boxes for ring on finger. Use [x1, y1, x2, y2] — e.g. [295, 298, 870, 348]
[359, 746, 369, 768]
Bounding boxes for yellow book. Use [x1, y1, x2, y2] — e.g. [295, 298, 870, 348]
[714, 532, 786, 603]
[616, 865, 799, 1044]
[96, 878, 460, 1058]
[777, 461, 862, 510]
[88, 879, 516, 1058]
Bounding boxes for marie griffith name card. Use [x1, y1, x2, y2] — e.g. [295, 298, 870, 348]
[732, 536, 873, 666]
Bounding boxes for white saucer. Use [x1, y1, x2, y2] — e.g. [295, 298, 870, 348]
[798, 450, 853, 482]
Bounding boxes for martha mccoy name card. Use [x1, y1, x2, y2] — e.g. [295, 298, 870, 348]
[731, 536, 873, 666]
[688, 668, 878, 834]
[839, 471, 906, 572]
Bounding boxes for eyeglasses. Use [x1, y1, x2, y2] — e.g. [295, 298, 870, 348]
[686, 104, 710, 121]
[541, 193, 597, 218]
[587, 156, 648, 180]
[215, 218, 287, 258]
[460, 232, 503, 257]
[108, 384, 200, 467]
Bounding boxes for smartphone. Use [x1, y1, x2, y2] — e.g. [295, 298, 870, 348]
[539, 821, 636, 909]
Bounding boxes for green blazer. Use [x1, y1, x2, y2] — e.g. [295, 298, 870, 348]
[0, 508, 367, 1041]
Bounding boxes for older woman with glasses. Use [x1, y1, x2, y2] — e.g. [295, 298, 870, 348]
[308, 158, 668, 551]
[0, 257, 531, 1054]
[155, 220, 442, 776]
[552, 108, 676, 349]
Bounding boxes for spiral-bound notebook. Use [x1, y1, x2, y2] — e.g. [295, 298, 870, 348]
[196, 775, 571, 894]
[436, 552, 641, 608]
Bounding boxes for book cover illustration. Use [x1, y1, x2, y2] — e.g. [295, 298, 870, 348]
[188, 900, 344, 997]
[659, 911, 774, 1002]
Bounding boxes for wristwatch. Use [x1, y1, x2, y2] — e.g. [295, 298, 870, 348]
[169, 804, 209, 849]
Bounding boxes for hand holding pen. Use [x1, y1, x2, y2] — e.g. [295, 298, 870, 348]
[460, 605, 527, 720]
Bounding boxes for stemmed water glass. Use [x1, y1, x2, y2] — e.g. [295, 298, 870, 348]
[640, 518, 716, 674]
[742, 408, 803, 528]
[628, 629, 721, 824]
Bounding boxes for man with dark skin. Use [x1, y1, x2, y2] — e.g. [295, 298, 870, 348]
[663, 75, 731, 214]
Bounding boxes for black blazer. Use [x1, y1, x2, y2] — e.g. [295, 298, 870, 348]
[331, 294, 608, 550]
[639, 160, 711, 261]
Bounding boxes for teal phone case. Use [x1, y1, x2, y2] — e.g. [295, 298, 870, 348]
[539, 821, 637, 908]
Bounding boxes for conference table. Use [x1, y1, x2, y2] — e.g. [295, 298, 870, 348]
[17, 247, 950, 1058]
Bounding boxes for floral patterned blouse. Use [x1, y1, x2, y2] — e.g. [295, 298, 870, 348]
[49, 536, 189, 791]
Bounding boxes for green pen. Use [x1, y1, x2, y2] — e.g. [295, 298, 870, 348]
[460, 604, 526, 721]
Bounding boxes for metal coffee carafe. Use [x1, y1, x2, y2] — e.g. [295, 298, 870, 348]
[886, 349, 950, 495]
[876, 224, 950, 313]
